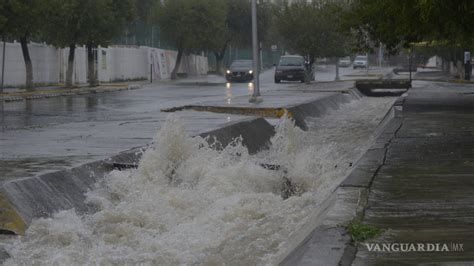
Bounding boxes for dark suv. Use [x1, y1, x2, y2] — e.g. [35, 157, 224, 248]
[225, 60, 253, 82]
[274, 55, 305, 83]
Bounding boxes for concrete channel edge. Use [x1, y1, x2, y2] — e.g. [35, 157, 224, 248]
[0, 88, 364, 237]
[277, 94, 406, 266]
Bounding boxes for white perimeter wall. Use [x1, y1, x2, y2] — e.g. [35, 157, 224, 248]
[0, 42, 60, 86]
[0, 42, 209, 87]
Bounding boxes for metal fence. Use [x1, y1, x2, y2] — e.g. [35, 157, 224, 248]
[115, 21, 284, 73]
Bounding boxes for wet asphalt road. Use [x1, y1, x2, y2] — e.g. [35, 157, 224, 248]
[0, 65, 363, 180]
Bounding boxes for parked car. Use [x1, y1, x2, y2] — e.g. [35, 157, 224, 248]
[225, 60, 253, 82]
[353, 55, 368, 69]
[274, 55, 306, 83]
[338, 56, 352, 67]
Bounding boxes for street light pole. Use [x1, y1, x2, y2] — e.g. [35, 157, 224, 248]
[249, 0, 262, 103]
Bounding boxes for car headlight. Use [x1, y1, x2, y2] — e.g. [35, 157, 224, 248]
[226, 70, 231, 74]
[276, 70, 282, 73]
[248, 70, 253, 74]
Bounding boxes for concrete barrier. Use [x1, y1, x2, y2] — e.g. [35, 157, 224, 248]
[1, 160, 113, 230]
[198, 117, 275, 154]
[287, 89, 363, 130]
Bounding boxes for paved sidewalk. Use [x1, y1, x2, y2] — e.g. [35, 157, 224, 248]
[353, 81, 474, 265]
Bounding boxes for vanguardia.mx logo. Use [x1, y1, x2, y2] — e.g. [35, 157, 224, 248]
[364, 242, 464, 252]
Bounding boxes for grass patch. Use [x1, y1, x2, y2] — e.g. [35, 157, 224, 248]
[347, 220, 382, 243]
[110, 77, 147, 83]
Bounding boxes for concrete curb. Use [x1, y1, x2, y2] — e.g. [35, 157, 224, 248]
[0, 118, 275, 234]
[163, 89, 364, 131]
[287, 89, 363, 130]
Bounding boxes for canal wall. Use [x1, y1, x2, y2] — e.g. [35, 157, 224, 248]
[278, 96, 404, 266]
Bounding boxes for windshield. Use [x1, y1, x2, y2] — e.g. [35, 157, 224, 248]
[279, 57, 304, 66]
[230, 60, 252, 67]
[355, 56, 367, 61]
[340, 56, 351, 61]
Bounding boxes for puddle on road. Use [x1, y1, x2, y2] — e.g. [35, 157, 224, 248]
[3, 97, 396, 265]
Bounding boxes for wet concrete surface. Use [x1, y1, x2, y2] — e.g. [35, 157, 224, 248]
[353, 80, 474, 265]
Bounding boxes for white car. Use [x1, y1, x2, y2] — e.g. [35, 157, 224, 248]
[353, 55, 368, 69]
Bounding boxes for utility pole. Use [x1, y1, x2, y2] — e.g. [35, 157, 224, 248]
[249, 0, 262, 103]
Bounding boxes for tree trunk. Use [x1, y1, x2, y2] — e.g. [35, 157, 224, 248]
[66, 44, 75, 88]
[214, 42, 228, 75]
[20, 35, 33, 90]
[408, 48, 412, 83]
[457, 60, 464, 80]
[305, 55, 315, 84]
[442, 59, 449, 72]
[87, 43, 97, 87]
[214, 52, 226, 75]
[171, 45, 183, 80]
[214, 52, 222, 75]
[449, 61, 457, 76]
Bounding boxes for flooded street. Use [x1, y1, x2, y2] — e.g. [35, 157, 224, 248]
[3, 96, 396, 265]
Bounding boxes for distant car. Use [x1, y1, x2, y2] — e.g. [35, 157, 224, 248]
[225, 60, 253, 82]
[274, 55, 306, 83]
[353, 55, 368, 69]
[338, 56, 352, 67]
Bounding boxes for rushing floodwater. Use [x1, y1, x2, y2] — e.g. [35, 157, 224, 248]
[3, 97, 395, 265]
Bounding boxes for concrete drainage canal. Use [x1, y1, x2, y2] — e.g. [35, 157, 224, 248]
[0, 89, 401, 264]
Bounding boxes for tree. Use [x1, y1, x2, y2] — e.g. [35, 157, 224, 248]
[0, 2, 6, 34]
[39, 0, 84, 87]
[2, 0, 41, 90]
[345, 0, 474, 76]
[275, 1, 350, 82]
[343, 0, 426, 55]
[416, 0, 474, 49]
[211, 0, 273, 75]
[152, 0, 227, 79]
[209, 0, 242, 75]
[79, 0, 135, 86]
[134, 0, 155, 22]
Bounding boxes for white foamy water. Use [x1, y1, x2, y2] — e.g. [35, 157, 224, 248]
[4, 97, 395, 265]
